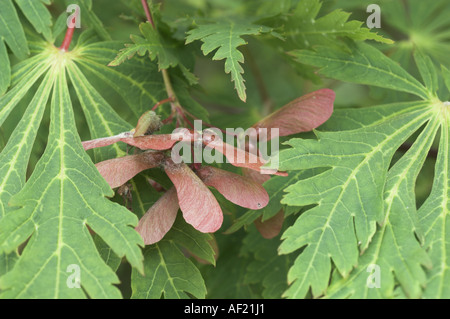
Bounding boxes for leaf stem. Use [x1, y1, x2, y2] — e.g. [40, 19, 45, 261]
[161, 68, 177, 103]
[152, 97, 175, 111]
[141, 0, 156, 28]
[59, 18, 76, 52]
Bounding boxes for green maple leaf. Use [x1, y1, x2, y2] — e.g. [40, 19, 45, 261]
[131, 241, 205, 299]
[0, 0, 55, 94]
[131, 216, 214, 299]
[270, 42, 449, 298]
[185, 21, 273, 102]
[0, 39, 152, 297]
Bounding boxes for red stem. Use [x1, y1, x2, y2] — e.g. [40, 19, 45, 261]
[152, 98, 174, 111]
[177, 107, 195, 129]
[141, 0, 156, 28]
[59, 13, 78, 52]
[162, 111, 176, 124]
[59, 25, 75, 52]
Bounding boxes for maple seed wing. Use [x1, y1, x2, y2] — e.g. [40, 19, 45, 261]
[164, 159, 223, 233]
[82, 131, 132, 150]
[202, 133, 288, 176]
[95, 152, 163, 188]
[196, 166, 269, 210]
[254, 209, 284, 239]
[253, 88, 335, 140]
[135, 187, 179, 245]
[202, 132, 265, 171]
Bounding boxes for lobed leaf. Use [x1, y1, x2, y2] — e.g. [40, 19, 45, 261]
[325, 114, 439, 298]
[0, 65, 143, 298]
[186, 21, 273, 101]
[131, 240, 206, 299]
[419, 116, 450, 298]
[275, 102, 434, 298]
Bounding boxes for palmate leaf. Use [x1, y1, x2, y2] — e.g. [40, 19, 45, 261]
[419, 123, 450, 298]
[273, 43, 449, 298]
[185, 21, 273, 102]
[322, 105, 437, 299]
[0, 0, 54, 94]
[0, 44, 147, 298]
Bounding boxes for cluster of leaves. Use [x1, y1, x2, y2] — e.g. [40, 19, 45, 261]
[0, 0, 448, 299]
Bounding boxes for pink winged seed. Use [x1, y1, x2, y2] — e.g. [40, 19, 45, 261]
[202, 131, 287, 176]
[135, 187, 179, 245]
[252, 88, 335, 140]
[242, 167, 271, 185]
[95, 151, 164, 188]
[164, 158, 223, 233]
[196, 166, 269, 210]
[254, 209, 285, 239]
